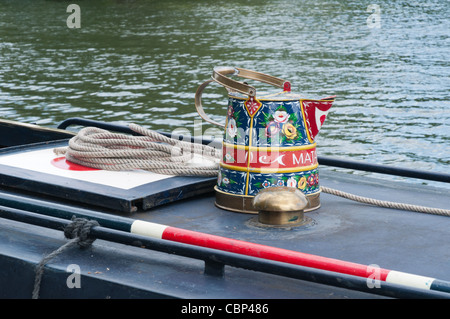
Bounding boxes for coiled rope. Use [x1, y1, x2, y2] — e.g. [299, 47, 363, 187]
[54, 124, 449, 217]
[54, 124, 220, 176]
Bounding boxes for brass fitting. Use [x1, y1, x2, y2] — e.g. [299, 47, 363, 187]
[252, 187, 309, 226]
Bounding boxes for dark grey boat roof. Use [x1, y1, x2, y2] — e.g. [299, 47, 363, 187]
[0, 164, 448, 299]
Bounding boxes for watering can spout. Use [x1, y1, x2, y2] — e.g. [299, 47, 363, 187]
[301, 95, 335, 142]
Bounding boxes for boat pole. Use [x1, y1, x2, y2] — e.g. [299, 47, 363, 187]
[132, 220, 450, 295]
[0, 192, 449, 295]
[318, 156, 450, 183]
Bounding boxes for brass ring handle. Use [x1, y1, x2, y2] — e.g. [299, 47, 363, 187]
[211, 67, 256, 96]
[195, 67, 291, 127]
[213, 67, 291, 96]
[194, 79, 225, 128]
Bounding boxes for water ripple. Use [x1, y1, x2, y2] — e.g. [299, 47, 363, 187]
[0, 0, 448, 187]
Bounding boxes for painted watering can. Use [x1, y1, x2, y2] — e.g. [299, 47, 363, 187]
[195, 67, 335, 213]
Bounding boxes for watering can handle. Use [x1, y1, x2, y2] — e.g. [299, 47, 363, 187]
[195, 67, 291, 127]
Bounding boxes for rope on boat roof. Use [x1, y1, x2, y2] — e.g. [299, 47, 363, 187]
[32, 217, 99, 299]
[54, 124, 449, 217]
[54, 124, 220, 176]
[321, 186, 450, 217]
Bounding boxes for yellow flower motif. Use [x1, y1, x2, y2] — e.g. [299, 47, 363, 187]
[298, 177, 307, 190]
[282, 123, 298, 140]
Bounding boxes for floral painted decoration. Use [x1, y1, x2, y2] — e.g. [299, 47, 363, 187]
[260, 106, 302, 143]
[225, 103, 242, 139]
[217, 170, 238, 188]
[251, 171, 319, 194]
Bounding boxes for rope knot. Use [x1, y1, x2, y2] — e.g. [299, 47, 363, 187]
[64, 217, 99, 248]
[33, 217, 100, 298]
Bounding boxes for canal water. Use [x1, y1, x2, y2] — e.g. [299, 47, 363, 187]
[0, 0, 448, 188]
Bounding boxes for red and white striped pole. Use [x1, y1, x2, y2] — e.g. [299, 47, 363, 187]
[1, 191, 447, 295]
[131, 220, 449, 294]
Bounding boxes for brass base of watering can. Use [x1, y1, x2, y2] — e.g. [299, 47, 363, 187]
[214, 186, 321, 214]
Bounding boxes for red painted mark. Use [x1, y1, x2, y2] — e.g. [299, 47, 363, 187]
[51, 157, 99, 171]
[320, 114, 327, 126]
[162, 226, 391, 281]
